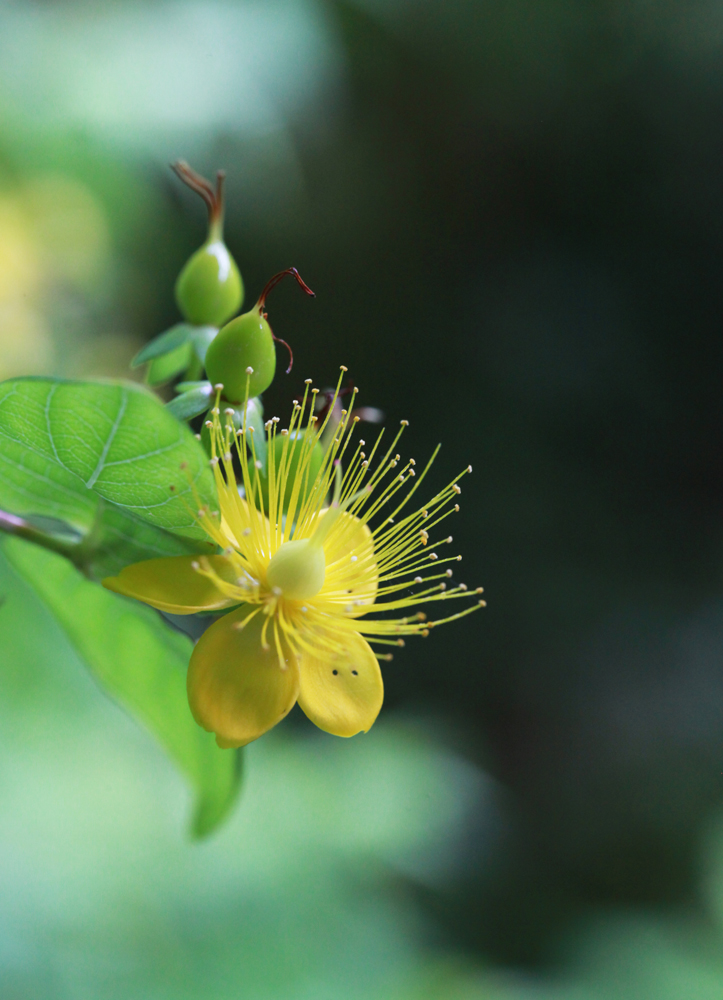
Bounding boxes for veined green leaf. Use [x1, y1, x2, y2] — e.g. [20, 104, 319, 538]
[2, 536, 242, 837]
[0, 378, 215, 543]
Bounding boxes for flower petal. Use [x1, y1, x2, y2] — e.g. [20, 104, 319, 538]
[320, 511, 378, 614]
[188, 606, 300, 748]
[103, 555, 238, 614]
[297, 629, 383, 737]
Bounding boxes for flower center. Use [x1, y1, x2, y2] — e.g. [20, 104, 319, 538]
[264, 497, 352, 601]
[266, 538, 325, 601]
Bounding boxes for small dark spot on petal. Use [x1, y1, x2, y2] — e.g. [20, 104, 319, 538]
[332, 669, 338, 675]
[352, 670, 358, 675]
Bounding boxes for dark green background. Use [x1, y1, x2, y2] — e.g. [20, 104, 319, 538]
[3, 1, 723, 996]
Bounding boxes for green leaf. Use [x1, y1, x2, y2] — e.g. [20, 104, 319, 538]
[0, 378, 215, 545]
[131, 324, 218, 373]
[175, 380, 212, 394]
[166, 383, 214, 421]
[131, 323, 197, 367]
[197, 397, 267, 472]
[2, 535, 242, 837]
[86, 502, 212, 579]
[225, 398, 268, 474]
[190, 326, 217, 364]
[244, 397, 267, 474]
[146, 341, 193, 386]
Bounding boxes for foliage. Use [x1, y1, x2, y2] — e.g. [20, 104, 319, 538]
[3, 536, 241, 837]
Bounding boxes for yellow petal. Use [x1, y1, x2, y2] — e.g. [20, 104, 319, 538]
[102, 555, 237, 614]
[319, 511, 378, 614]
[297, 629, 383, 737]
[188, 606, 299, 748]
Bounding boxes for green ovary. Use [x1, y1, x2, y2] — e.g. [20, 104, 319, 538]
[175, 241, 243, 327]
[266, 539, 326, 601]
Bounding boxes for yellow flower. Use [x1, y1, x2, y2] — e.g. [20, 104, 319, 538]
[103, 369, 484, 748]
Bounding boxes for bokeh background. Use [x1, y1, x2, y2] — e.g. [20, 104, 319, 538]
[3, 0, 723, 996]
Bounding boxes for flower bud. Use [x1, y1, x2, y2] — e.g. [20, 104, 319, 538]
[172, 161, 243, 327]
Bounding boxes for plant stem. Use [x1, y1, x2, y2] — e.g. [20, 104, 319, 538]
[0, 508, 99, 578]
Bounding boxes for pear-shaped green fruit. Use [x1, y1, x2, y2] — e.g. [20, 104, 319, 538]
[171, 160, 243, 328]
[204, 267, 315, 402]
[175, 240, 243, 327]
[205, 309, 275, 400]
[249, 430, 324, 515]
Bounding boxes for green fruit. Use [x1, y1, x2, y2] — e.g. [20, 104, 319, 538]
[249, 430, 325, 515]
[171, 160, 243, 328]
[175, 241, 243, 327]
[204, 267, 315, 402]
[205, 309, 275, 401]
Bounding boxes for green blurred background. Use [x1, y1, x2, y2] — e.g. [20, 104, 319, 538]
[4, 0, 723, 996]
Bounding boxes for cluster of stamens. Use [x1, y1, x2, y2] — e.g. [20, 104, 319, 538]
[179, 365, 485, 666]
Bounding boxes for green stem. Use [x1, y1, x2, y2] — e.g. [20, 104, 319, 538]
[0, 505, 104, 579]
[183, 353, 204, 383]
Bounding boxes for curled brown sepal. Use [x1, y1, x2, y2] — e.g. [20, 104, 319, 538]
[171, 160, 226, 237]
[273, 335, 294, 374]
[256, 268, 315, 310]
[255, 267, 315, 375]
